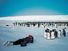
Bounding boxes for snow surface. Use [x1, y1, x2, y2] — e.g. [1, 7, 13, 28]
[0, 26, 68, 51]
[0, 15, 68, 22]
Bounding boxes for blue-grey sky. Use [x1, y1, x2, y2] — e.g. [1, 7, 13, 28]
[0, 0, 68, 17]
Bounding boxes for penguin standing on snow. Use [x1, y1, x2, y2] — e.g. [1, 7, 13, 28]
[58, 30, 61, 38]
[44, 28, 51, 40]
[63, 29, 66, 37]
[54, 29, 58, 38]
[50, 29, 55, 40]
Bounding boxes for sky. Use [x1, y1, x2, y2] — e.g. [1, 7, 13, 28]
[0, 0, 68, 17]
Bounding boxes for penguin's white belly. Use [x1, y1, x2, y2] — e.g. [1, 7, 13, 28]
[51, 32, 55, 39]
[47, 33, 50, 40]
[44, 32, 47, 38]
[58, 32, 61, 38]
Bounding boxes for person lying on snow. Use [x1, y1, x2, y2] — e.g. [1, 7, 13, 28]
[4, 35, 34, 47]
